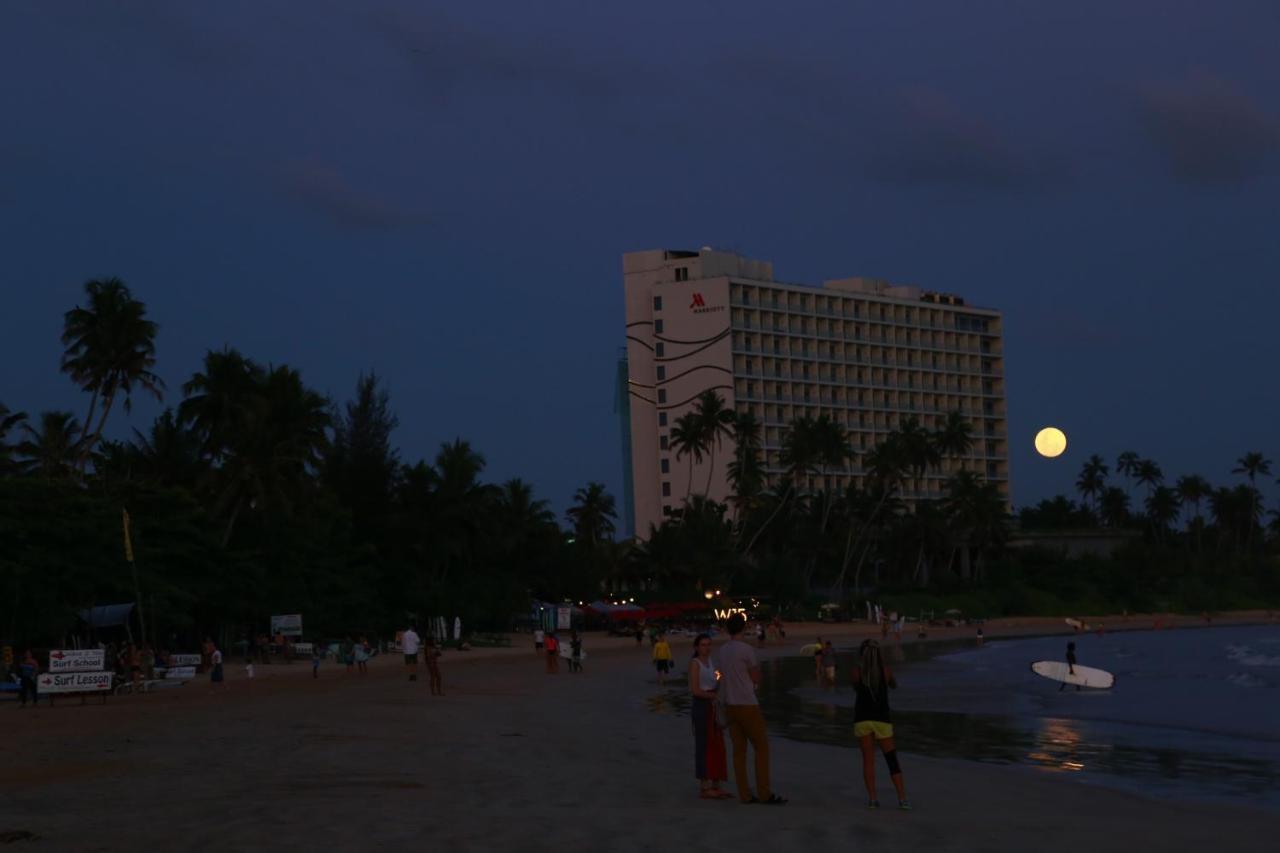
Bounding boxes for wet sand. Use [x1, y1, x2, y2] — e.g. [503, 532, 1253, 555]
[3, 614, 1278, 852]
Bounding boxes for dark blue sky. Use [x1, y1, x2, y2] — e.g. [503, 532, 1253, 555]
[4, 1, 1279, 517]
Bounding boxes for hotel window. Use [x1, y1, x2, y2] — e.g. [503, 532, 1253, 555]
[658, 412, 667, 426]
[653, 295, 663, 311]
[660, 435, 669, 450]
[658, 389, 667, 404]
[656, 366, 666, 380]
[662, 482, 671, 497]
[660, 458, 670, 473]
[655, 342, 665, 357]
[655, 319, 664, 334]
[745, 358, 754, 373]
[674, 267, 688, 282]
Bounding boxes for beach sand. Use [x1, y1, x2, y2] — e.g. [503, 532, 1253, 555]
[3, 614, 1278, 852]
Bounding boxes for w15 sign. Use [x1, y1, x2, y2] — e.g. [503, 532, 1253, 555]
[38, 671, 113, 694]
[48, 649, 105, 673]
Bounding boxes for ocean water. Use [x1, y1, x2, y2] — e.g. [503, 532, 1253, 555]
[761, 624, 1280, 809]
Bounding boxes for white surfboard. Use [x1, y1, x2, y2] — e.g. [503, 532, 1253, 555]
[559, 647, 587, 661]
[800, 643, 821, 655]
[1031, 660, 1115, 689]
[1065, 618, 1087, 631]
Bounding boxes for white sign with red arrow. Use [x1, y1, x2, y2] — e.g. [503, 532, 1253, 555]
[38, 671, 113, 694]
[47, 649, 106, 673]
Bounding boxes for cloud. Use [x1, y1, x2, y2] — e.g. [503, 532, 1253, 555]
[279, 160, 423, 231]
[1138, 73, 1280, 184]
[867, 89, 1063, 190]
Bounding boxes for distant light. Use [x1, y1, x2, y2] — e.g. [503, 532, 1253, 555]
[1034, 427, 1067, 458]
[704, 591, 714, 600]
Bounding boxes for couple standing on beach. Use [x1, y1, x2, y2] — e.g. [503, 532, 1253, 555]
[689, 615, 909, 810]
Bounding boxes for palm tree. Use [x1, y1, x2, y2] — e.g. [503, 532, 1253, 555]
[741, 415, 818, 555]
[1175, 474, 1211, 551]
[669, 412, 706, 500]
[180, 348, 263, 459]
[1075, 454, 1108, 516]
[932, 411, 974, 463]
[1116, 451, 1140, 495]
[726, 411, 764, 521]
[16, 412, 81, 479]
[1145, 486, 1181, 543]
[60, 278, 164, 473]
[693, 391, 737, 495]
[130, 409, 206, 489]
[896, 416, 940, 497]
[0, 403, 28, 476]
[1134, 459, 1163, 498]
[1232, 452, 1272, 548]
[832, 433, 909, 596]
[943, 470, 1009, 581]
[567, 482, 617, 547]
[1099, 486, 1130, 528]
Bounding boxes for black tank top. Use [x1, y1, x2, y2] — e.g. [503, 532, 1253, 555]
[853, 669, 892, 723]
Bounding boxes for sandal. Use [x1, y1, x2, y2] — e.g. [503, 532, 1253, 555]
[761, 794, 788, 805]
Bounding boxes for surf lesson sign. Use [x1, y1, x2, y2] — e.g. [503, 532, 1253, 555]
[48, 649, 105, 673]
[164, 667, 197, 681]
[168, 654, 201, 667]
[38, 671, 113, 694]
[271, 614, 303, 636]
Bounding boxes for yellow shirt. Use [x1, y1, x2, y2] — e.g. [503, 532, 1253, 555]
[653, 641, 672, 661]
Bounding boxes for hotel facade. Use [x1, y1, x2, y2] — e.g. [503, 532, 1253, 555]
[622, 248, 1008, 538]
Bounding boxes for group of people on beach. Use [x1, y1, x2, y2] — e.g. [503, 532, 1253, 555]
[688, 614, 909, 810]
[398, 626, 444, 694]
[533, 628, 585, 673]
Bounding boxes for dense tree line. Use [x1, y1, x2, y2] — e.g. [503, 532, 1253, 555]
[0, 280, 618, 645]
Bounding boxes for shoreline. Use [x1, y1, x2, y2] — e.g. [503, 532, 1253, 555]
[4, 613, 1278, 851]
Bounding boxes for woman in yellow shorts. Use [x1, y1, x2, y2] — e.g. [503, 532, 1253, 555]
[850, 640, 910, 810]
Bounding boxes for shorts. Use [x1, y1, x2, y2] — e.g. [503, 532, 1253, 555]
[404, 653, 418, 664]
[535, 642, 544, 650]
[655, 660, 671, 673]
[854, 720, 894, 740]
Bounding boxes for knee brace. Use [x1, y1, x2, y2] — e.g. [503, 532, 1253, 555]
[883, 749, 901, 775]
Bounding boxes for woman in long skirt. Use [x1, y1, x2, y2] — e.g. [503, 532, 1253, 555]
[688, 634, 732, 799]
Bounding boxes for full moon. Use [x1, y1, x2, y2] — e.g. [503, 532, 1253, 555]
[1034, 427, 1067, 458]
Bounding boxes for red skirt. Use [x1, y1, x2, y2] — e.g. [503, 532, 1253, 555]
[692, 697, 727, 781]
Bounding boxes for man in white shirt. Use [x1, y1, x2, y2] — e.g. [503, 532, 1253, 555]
[717, 613, 786, 805]
[402, 625, 421, 682]
[534, 628, 545, 653]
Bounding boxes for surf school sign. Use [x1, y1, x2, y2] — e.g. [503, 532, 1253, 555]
[48, 649, 105, 673]
[38, 671, 113, 694]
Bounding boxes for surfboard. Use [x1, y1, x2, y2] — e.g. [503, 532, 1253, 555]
[1065, 618, 1085, 631]
[1031, 660, 1115, 689]
[559, 647, 587, 661]
[800, 643, 821, 655]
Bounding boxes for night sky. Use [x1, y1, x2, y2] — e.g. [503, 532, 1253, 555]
[4, 1, 1278, 517]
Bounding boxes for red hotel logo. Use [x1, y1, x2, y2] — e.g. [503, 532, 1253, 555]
[689, 293, 724, 314]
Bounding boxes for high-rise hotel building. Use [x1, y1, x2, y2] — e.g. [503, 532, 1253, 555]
[622, 248, 1008, 538]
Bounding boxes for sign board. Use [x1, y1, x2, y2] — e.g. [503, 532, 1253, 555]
[48, 649, 106, 673]
[38, 671, 113, 694]
[271, 614, 303, 636]
[168, 654, 201, 667]
[292, 643, 314, 656]
[556, 606, 571, 631]
[164, 666, 196, 681]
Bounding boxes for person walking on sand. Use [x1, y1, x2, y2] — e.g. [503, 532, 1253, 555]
[851, 639, 909, 810]
[1060, 641, 1081, 692]
[545, 632, 560, 673]
[688, 633, 732, 800]
[311, 645, 321, 678]
[720, 613, 786, 805]
[821, 640, 837, 686]
[425, 636, 443, 695]
[402, 624, 421, 682]
[18, 649, 39, 707]
[209, 644, 225, 692]
[653, 633, 673, 684]
[813, 637, 825, 680]
[569, 631, 584, 673]
[534, 628, 545, 654]
[354, 636, 370, 675]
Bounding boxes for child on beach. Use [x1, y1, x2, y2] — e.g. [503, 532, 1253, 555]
[210, 646, 225, 691]
[545, 632, 559, 673]
[245, 658, 255, 679]
[569, 631, 583, 673]
[653, 633, 673, 684]
[311, 646, 321, 678]
[851, 639, 909, 810]
[354, 636, 370, 675]
[18, 649, 38, 707]
[425, 637, 443, 695]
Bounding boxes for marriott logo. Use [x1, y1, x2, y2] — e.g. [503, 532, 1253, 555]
[689, 293, 725, 314]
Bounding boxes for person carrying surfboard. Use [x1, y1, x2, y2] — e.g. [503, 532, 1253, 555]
[1060, 642, 1081, 692]
[850, 639, 910, 810]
